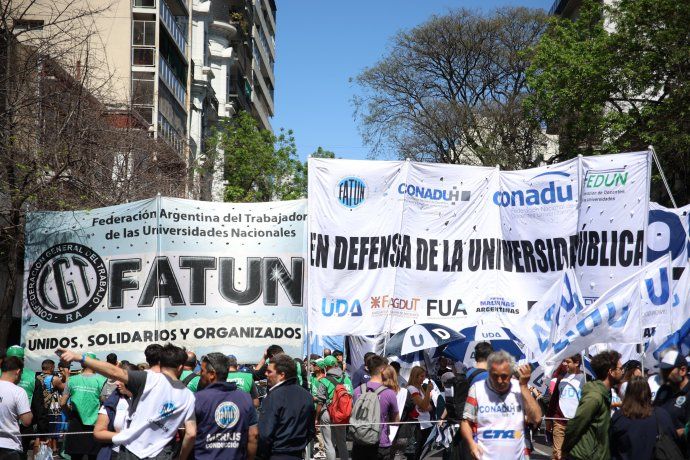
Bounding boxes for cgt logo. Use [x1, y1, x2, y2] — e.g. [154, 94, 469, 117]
[482, 430, 523, 440]
[584, 168, 628, 189]
[25, 243, 108, 324]
[398, 183, 471, 205]
[494, 171, 573, 207]
[336, 177, 367, 209]
[321, 298, 362, 317]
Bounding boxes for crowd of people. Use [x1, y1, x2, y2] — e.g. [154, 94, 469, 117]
[1, 341, 690, 460]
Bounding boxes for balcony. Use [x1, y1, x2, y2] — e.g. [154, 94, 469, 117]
[159, 56, 186, 108]
[160, 0, 187, 57]
[158, 112, 185, 157]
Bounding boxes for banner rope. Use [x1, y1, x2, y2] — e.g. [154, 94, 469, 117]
[649, 145, 678, 208]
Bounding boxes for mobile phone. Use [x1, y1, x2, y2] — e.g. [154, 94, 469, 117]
[55, 350, 64, 358]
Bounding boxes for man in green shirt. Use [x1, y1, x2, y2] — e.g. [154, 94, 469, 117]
[60, 352, 107, 458]
[5, 346, 37, 404]
[226, 354, 259, 407]
[180, 351, 200, 392]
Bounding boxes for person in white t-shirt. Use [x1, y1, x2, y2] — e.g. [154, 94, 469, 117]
[545, 353, 585, 460]
[0, 357, 33, 460]
[407, 366, 435, 460]
[57, 344, 197, 460]
[461, 351, 542, 460]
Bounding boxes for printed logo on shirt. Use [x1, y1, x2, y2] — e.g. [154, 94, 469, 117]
[482, 429, 523, 440]
[675, 396, 686, 408]
[215, 401, 240, 429]
[477, 403, 522, 414]
[159, 402, 176, 419]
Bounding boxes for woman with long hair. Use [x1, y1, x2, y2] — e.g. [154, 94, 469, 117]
[610, 376, 678, 460]
[382, 365, 410, 459]
[407, 366, 434, 460]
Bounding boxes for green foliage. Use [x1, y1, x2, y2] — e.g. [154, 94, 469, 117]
[527, 0, 690, 203]
[209, 111, 305, 202]
[311, 147, 336, 159]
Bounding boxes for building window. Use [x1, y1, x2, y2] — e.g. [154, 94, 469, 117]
[133, 20, 156, 46]
[133, 0, 155, 8]
[132, 71, 155, 105]
[132, 48, 155, 66]
[13, 19, 44, 32]
[132, 20, 156, 66]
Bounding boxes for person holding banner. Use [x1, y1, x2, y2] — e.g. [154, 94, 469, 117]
[545, 354, 584, 460]
[563, 350, 622, 460]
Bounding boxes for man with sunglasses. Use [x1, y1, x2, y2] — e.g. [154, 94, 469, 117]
[563, 350, 623, 460]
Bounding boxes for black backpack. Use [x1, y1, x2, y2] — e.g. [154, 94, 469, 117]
[450, 368, 486, 421]
[653, 411, 684, 460]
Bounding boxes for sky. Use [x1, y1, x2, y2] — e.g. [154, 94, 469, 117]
[271, 0, 553, 162]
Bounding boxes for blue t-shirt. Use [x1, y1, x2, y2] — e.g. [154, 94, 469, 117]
[465, 367, 488, 383]
[194, 382, 258, 460]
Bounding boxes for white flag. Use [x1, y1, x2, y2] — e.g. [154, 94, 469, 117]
[542, 254, 672, 366]
[509, 269, 583, 365]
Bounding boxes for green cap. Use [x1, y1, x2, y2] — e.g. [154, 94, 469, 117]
[323, 355, 337, 367]
[315, 359, 327, 369]
[6, 346, 24, 359]
[84, 352, 98, 360]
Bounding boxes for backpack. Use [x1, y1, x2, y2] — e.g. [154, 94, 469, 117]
[351, 383, 387, 446]
[37, 374, 61, 416]
[653, 412, 684, 460]
[451, 368, 486, 420]
[325, 376, 353, 424]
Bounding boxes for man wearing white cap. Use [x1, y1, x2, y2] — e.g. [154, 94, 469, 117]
[653, 348, 690, 456]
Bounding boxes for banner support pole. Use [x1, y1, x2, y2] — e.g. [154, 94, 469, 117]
[649, 145, 678, 209]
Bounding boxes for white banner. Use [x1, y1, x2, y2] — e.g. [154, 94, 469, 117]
[648, 202, 690, 269]
[22, 197, 307, 368]
[308, 152, 651, 336]
[578, 152, 651, 303]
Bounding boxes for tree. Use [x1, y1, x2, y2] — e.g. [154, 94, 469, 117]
[0, 3, 188, 348]
[527, 0, 690, 205]
[311, 147, 335, 159]
[208, 111, 304, 202]
[354, 7, 548, 169]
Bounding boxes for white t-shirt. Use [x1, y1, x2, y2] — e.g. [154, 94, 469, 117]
[649, 374, 662, 402]
[408, 385, 433, 429]
[464, 380, 526, 460]
[112, 370, 195, 458]
[0, 380, 31, 452]
[98, 397, 130, 453]
[558, 373, 585, 419]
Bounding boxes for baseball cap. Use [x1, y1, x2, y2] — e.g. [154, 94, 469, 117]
[226, 355, 238, 367]
[85, 352, 98, 360]
[659, 349, 686, 370]
[315, 359, 327, 370]
[6, 346, 24, 359]
[323, 356, 338, 367]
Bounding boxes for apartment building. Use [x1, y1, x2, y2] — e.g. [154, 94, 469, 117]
[191, 0, 276, 200]
[12, 0, 276, 201]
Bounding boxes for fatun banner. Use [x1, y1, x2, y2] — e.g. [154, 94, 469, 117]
[22, 197, 307, 368]
[308, 152, 651, 335]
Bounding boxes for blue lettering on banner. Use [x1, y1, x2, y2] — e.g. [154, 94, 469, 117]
[482, 430, 523, 439]
[321, 298, 362, 317]
[645, 267, 670, 305]
[397, 183, 470, 205]
[494, 172, 573, 207]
